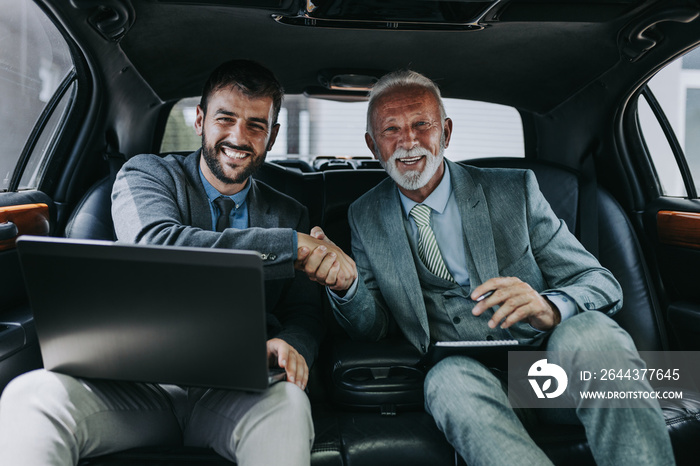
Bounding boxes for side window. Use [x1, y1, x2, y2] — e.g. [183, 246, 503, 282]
[161, 97, 201, 153]
[637, 46, 700, 197]
[637, 93, 687, 197]
[160, 95, 524, 160]
[0, 0, 76, 192]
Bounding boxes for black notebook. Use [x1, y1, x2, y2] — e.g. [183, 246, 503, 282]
[427, 339, 539, 367]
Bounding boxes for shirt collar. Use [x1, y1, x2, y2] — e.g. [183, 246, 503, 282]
[198, 166, 252, 208]
[399, 161, 452, 218]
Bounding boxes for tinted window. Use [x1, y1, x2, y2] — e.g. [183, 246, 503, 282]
[0, 0, 75, 191]
[637, 95, 686, 196]
[18, 81, 77, 189]
[638, 46, 700, 197]
[161, 95, 524, 161]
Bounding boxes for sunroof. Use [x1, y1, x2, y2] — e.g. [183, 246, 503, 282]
[304, 0, 493, 23]
[274, 0, 642, 30]
[274, 0, 500, 30]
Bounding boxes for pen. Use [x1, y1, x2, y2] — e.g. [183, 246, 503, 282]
[475, 290, 495, 302]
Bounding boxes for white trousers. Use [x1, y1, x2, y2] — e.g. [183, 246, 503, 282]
[0, 369, 314, 466]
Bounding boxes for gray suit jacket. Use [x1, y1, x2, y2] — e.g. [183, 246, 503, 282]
[112, 150, 324, 366]
[332, 159, 622, 355]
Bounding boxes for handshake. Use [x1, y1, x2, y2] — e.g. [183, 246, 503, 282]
[295, 227, 356, 294]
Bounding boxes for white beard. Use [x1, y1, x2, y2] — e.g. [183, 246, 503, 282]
[379, 145, 444, 192]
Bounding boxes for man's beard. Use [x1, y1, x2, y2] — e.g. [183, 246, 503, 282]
[201, 133, 266, 186]
[379, 144, 444, 192]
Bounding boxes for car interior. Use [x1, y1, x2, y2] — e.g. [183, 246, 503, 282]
[3, 0, 700, 465]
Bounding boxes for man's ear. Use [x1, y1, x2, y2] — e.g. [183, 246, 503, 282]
[365, 132, 378, 159]
[267, 123, 281, 151]
[443, 117, 453, 149]
[194, 105, 205, 137]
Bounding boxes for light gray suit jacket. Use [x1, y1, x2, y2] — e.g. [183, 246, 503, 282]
[111, 150, 324, 366]
[332, 159, 622, 355]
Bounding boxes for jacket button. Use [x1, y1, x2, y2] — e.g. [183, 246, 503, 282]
[486, 335, 494, 341]
[453, 316, 461, 324]
[268, 253, 277, 261]
[421, 344, 426, 352]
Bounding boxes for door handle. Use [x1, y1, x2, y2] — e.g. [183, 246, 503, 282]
[0, 221, 19, 241]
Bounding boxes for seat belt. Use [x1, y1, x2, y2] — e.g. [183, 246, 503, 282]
[578, 151, 599, 259]
[104, 130, 126, 179]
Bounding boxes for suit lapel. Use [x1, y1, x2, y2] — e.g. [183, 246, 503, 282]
[183, 150, 215, 230]
[247, 179, 273, 228]
[448, 160, 500, 287]
[374, 182, 431, 338]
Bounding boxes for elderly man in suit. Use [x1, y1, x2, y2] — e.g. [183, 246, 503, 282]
[300, 70, 675, 465]
[0, 60, 329, 466]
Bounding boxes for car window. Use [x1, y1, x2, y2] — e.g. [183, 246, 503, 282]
[637, 46, 700, 197]
[161, 95, 524, 162]
[637, 94, 687, 197]
[0, 0, 75, 192]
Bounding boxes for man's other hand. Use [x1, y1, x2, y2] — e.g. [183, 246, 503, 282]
[471, 277, 561, 331]
[267, 338, 308, 390]
[296, 227, 357, 292]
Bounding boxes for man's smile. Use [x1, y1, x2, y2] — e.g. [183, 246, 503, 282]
[397, 155, 425, 166]
[221, 145, 252, 160]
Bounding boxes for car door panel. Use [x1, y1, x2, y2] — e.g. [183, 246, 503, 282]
[0, 203, 50, 251]
[631, 73, 700, 352]
[657, 210, 700, 250]
[0, 192, 54, 391]
[643, 198, 700, 350]
[667, 302, 700, 351]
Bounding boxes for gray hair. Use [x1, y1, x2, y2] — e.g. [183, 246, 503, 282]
[366, 70, 447, 139]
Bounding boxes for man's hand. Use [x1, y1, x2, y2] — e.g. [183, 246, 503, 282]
[295, 227, 357, 292]
[267, 338, 308, 390]
[471, 277, 561, 331]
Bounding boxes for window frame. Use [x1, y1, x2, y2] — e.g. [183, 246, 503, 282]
[638, 85, 697, 198]
[8, 69, 78, 192]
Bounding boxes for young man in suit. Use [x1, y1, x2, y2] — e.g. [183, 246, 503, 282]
[0, 60, 335, 466]
[300, 70, 675, 465]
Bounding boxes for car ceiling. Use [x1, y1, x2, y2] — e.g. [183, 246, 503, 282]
[42, 0, 700, 117]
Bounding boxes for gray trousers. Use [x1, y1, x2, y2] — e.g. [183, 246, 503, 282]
[424, 311, 676, 466]
[0, 370, 314, 466]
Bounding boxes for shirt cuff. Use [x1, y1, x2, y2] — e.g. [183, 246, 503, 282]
[526, 292, 577, 333]
[292, 230, 298, 252]
[542, 291, 577, 322]
[327, 276, 359, 303]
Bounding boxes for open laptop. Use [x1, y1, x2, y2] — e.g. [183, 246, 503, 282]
[16, 235, 285, 391]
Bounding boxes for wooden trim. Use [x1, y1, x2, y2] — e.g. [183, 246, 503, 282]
[0, 203, 50, 251]
[657, 210, 700, 250]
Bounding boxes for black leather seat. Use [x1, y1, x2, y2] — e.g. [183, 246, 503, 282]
[64, 175, 116, 241]
[64, 158, 700, 465]
[318, 159, 700, 466]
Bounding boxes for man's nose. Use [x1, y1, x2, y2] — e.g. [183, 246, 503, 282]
[226, 122, 247, 144]
[397, 127, 419, 150]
